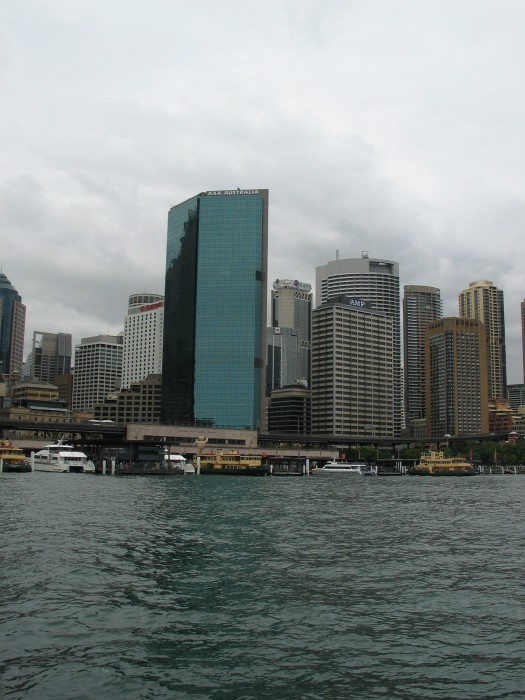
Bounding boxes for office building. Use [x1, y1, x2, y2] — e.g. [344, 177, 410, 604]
[53, 373, 74, 408]
[459, 280, 507, 400]
[267, 278, 312, 392]
[311, 296, 395, 436]
[507, 384, 524, 411]
[0, 271, 26, 378]
[162, 189, 268, 429]
[521, 299, 525, 385]
[122, 293, 164, 389]
[316, 253, 401, 435]
[72, 334, 123, 411]
[488, 398, 513, 434]
[425, 317, 489, 437]
[30, 331, 72, 382]
[267, 385, 311, 434]
[403, 285, 443, 432]
[11, 380, 60, 405]
[94, 374, 162, 424]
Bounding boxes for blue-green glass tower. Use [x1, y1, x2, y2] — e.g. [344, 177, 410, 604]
[0, 271, 26, 379]
[162, 189, 268, 429]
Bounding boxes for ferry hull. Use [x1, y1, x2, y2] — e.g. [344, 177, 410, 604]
[2, 462, 32, 473]
[198, 466, 269, 476]
[413, 469, 480, 477]
[33, 462, 69, 473]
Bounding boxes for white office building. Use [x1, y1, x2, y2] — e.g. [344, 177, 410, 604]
[72, 334, 123, 411]
[122, 293, 164, 389]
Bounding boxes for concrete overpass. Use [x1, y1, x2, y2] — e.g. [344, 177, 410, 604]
[0, 415, 510, 451]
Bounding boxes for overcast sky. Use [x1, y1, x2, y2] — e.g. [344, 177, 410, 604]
[2, 0, 525, 381]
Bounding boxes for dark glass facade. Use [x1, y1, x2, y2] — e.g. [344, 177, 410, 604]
[0, 272, 25, 377]
[162, 190, 268, 429]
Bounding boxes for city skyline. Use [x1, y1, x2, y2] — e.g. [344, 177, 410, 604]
[7, 253, 525, 387]
[3, 2, 525, 382]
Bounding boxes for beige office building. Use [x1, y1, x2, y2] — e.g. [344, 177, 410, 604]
[311, 296, 395, 436]
[425, 317, 489, 437]
[459, 280, 507, 401]
[316, 253, 401, 435]
[521, 299, 525, 385]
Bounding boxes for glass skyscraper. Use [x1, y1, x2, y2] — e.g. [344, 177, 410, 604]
[30, 331, 72, 382]
[267, 278, 312, 393]
[0, 271, 26, 379]
[162, 189, 268, 429]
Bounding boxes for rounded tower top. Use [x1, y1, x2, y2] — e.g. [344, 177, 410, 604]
[0, 272, 18, 293]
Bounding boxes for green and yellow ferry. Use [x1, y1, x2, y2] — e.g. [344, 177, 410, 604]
[413, 449, 479, 476]
[193, 450, 269, 476]
[0, 440, 31, 473]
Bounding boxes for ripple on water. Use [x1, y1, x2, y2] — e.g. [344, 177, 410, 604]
[1, 473, 525, 699]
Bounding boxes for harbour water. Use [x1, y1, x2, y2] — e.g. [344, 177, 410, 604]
[1, 473, 525, 699]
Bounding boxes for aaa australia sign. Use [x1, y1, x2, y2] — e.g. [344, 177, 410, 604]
[205, 190, 259, 196]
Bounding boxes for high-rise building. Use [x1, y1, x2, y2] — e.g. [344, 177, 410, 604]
[72, 334, 123, 411]
[459, 280, 507, 401]
[315, 253, 401, 435]
[0, 271, 26, 378]
[521, 299, 525, 385]
[267, 278, 312, 393]
[162, 189, 268, 429]
[311, 296, 395, 436]
[507, 384, 524, 411]
[122, 293, 164, 389]
[425, 317, 489, 437]
[30, 331, 72, 382]
[403, 285, 443, 431]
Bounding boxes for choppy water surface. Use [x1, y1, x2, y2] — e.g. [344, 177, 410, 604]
[1, 472, 525, 699]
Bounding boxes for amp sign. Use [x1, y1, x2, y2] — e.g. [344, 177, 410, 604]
[347, 298, 371, 310]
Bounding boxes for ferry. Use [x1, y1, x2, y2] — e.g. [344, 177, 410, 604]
[413, 450, 479, 476]
[361, 465, 378, 476]
[29, 437, 96, 473]
[312, 461, 364, 475]
[0, 440, 31, 472]
[164, 452, 195, 474]
[193, 450, 269, 476]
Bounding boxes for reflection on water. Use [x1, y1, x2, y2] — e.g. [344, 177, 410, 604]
[1, 473, 525, 699]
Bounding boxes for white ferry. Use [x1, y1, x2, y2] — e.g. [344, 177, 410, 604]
[164, 452, 195, 474]
[29, 437, 96, 473]
[312, 461, 364, 475]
